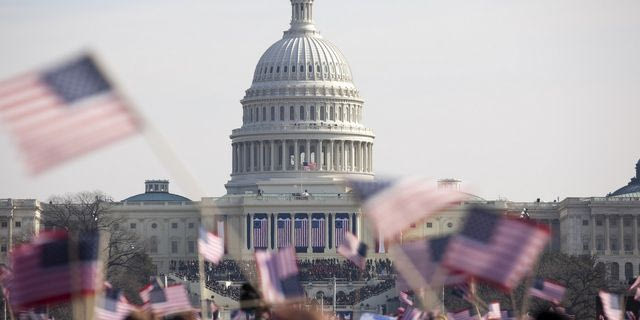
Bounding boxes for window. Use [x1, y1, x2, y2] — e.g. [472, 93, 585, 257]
[188, 241, 195, 254]
[0, 245, 5, 253]
[300, 65, 304, 72]
[611, 238, 619, 251]
[338, 106, 343, 121]
[583, 242, 589, 250]
[250, 108, 254, 122]
[171, 241, 178, 254]
[171, 223, 178, 229]
[280, 106, 285, 121]
[625, 238, 633, 251]
[0, 222, 6, 228]
[310, 106, 316, 120]
[626, 263, 634, 280]
[320, 106, 326, 121]
[309, 65, 313, 73]
[262, 107, 266, 121]
[188, 222, 195, 229]
[596, 237, 604, 250]
[284, 66, 288, 73]
[276, 66, 280, 73]
[271, 106, 275, 121]
[611, 262, 620, 281]
[300, 106, 305, 121]
[269, 66, 273, 73]
[582, 220, 589, 226]
[290, 106, 295, 120]
[130, 223, 137, 229]
[596, 218, 603, 226]
[426, 222, 433, 228]
[151, 223, 157, 229]
[150, 236, 158, 254]
[330, 106, 335, 121]
[292, 65, 296, 72]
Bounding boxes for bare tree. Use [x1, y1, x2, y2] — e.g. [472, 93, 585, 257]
[43, 192, 153, 302]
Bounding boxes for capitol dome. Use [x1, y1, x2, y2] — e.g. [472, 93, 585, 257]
[226, 0, 375, 194]
[608, 159, 640, 198]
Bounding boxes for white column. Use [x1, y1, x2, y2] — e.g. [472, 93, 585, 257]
[328, 140, 334, 171]
[633, 215, 638, 255]
[259, 141, 264, 172]
[359, 142, 364, 172]
[341, 140, 346, 171]
[318, 140, 324, 171]
[294, 140, 299, 170]
[270, 141, 275, 171]
[605, 215, 610, 254]
[282, 140, 287, 171]
[231, 143, 236, 173]
[242, 143, 247, 173]
[350, 141, 355, 172]
[369, 143, 373, 172]
[250, 142, 255, 172]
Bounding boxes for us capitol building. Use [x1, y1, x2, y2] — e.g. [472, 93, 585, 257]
[1, 0, 640, 314]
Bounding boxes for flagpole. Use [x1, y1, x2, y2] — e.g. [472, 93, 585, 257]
[198, 248, 208, 320]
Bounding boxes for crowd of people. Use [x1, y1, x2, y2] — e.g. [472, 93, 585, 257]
[169, 258, 396, 304]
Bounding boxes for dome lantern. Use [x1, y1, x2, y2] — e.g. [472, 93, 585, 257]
[286, 0, 318, 36]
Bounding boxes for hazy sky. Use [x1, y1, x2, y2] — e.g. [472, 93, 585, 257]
[1, 0, 639, 202]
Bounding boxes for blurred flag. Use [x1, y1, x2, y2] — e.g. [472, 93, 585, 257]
[529, 278, 566, 305]
[630, 276, 640, 302]
[198, 227, 224, 264]
[599, 291, 623, 320]
[394, 236, 467, 291]
[0, 264, 12, 300]
[350, 178, 466, 240]
[255, 247, 304, 304]
[442, 207, 550, 290]
[210, 301, 219, 320]
[9, 231, 100, 310]
[400, 306, 424, 320]
[0, 54, 140, 174]
[447, 309, 473, 320]
[95, 285, 138, 320]
[626, 311, 637, 320]
[359, 313, 395, 320]
[337, 233, 367, 270]
[141, 282, 193, 317]
[398, 291, 413, 307]
[486, 302, 501, 320]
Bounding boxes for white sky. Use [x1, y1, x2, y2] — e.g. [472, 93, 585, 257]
[1, 0, 639, 202]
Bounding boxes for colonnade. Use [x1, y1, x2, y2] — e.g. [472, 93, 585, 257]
[232, 139, 373, 174]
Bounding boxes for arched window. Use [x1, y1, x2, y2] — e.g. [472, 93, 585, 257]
[276, 66, 280, 73]
[290, 106, 295, 121]
[626, 262, 634, 280]
[269, 66, 273, 73]
[611, 262, 620, 281]
[262, 107, 266, 121]
[284, 66, 288, 73]
[330, 106, 335, 121]
[338, 106, 343, 121]
[300, 65, 304, 72]
[300, 106, 305, 121]
[310, 106, 316, 120]
[270, 106, 275, 121]
[292, 65, 296, 72]
[320, 106, 326, 121]
[250, 107, 254, 122]
[280, 106, 285, 121]
[309, 65, 313, 73]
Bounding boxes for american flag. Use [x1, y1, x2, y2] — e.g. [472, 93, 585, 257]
[447, 309, 473, 320]
[350, 178, 467, 240]
[254, 247, 304, 304]
[337, 232, 367, 270]
[398, 291, 413, 307]
[141, 282, 193, 317]
[311, 217, 325, 248]
[198, 227, 224, 264]
[630, 276, 640, 301]
[529, 278, 566, 305]
[9, 231, 101, 310]
[0, 54, 140, 174]
[335, 217, 349, 247]
[599, 291, 623, 320]
[303, 161, 316, 171]
[277, 217, 292, 248]
[394, 236, 467, 292]
[95, 285, 138, 320]
[442, 207, 550, 290]
[253, 218, 268, 249]
[400, 307, 424, 320]
[294, 218, 309, 248]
